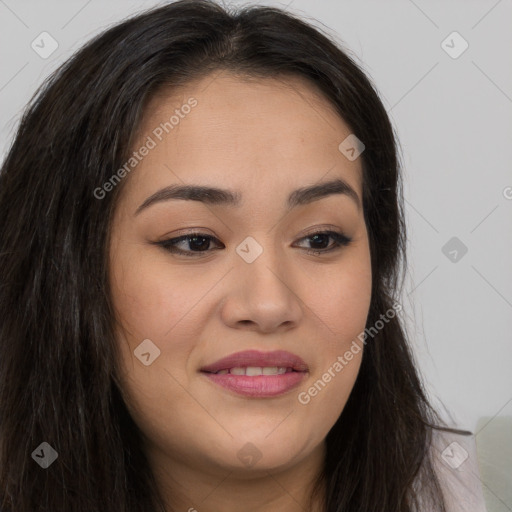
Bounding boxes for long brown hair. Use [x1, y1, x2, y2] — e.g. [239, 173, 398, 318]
[0, 1, 468, 510]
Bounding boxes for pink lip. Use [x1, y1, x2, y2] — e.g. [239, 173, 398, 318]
[200, 350, 308, 373]
[200, 350, 309, 398]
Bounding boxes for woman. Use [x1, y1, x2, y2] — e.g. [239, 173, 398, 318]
[0, 1, 487, 510]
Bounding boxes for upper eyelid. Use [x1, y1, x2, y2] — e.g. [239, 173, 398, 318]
[166, 229, 345, 243]
[165, 224, 347, 239]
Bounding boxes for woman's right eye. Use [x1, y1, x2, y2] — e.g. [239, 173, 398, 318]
[154, 233, 224, 258]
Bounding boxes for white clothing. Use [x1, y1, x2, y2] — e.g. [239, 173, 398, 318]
[430, 429, 488, 511]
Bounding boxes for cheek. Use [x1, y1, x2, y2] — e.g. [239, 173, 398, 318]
[109, 248, 202, 415]
[296, 250, 370, 429]
[297, 353, 361, 448]
[296, 277, 367, 437]
[110, 247, 210, 343]
[110, 255, 201, 437]
[110, 246, 225, 412]
[302, 254, 372, 341]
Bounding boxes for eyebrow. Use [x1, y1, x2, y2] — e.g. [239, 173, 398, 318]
[134, 177, 361, 216]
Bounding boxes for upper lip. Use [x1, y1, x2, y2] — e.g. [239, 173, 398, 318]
[200, 350, 309, 373]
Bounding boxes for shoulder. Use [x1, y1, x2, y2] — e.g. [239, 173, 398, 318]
[429, 428, 488, 512]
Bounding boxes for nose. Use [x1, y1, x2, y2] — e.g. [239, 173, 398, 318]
[219, 242, 303, 334]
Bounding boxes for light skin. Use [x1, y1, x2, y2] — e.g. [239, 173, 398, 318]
[109, 70, 372, 512]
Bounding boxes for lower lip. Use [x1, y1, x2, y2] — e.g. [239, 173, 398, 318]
[202, 371, 307, 397]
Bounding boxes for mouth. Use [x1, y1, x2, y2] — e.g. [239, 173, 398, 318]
[200, 350, 308, 398]
[204, 366, 298, 376]
[200, 349, 308, 374]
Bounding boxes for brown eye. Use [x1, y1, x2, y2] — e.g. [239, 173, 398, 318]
[155, 233, 223, 257]
[294, 230, 352, 256]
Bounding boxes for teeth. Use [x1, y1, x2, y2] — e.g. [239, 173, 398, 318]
[246, 366, 263, 376]
[216, 367, 290, 376]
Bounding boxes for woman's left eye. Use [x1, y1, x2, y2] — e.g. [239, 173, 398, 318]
[295, 231, 352, 255]
[154, 230, 352, 258]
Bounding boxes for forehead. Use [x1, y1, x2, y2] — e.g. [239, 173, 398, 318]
[122, 71, 363, 209]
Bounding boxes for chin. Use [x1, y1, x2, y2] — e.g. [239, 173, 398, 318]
[209, 431, 313, 473]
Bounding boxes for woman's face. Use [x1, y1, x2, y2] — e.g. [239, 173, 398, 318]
[109, 71, 372, 478]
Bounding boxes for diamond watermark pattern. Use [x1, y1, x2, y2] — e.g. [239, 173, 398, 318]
[134, 338, 161, 366]
[442, 236, 468, 263]
[338, 134, 365, 161]
[31, 32, 59, 59]
[236, 236, 263, 263]
[441, 441, 469, 469]
[31, 442, 58, 469]
[237, 442, 263, 468]
[441, 31, 469, 59]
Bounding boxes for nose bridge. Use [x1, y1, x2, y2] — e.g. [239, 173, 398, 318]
[235, 232, 286, 286]
[220, 231, 303, 331]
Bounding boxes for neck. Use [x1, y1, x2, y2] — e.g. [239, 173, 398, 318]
[147, 441, 326, 512]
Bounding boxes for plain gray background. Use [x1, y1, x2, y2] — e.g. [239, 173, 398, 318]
[1, 0, 511, 504]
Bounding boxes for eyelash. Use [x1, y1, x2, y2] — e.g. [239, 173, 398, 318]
[154, 230, 352, 258]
